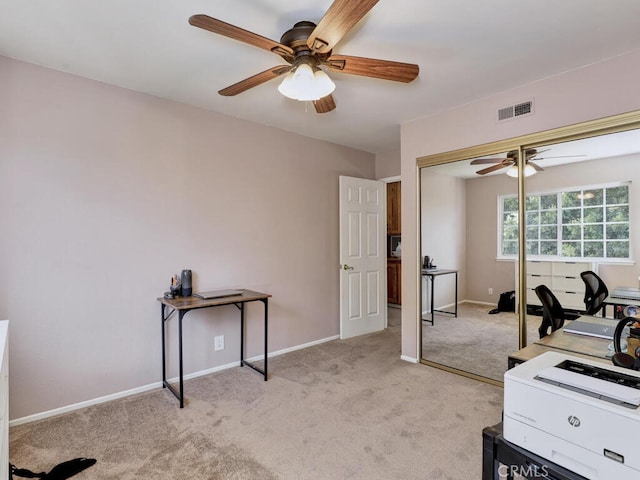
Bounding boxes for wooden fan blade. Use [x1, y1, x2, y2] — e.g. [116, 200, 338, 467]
[189, 15, 294, 59]
[218, 66, 291, 96]
[307, 0, 380, 54]
[470, 158, 507, 165]
[476, 162, 511, 175]
[529, 161, 544, 172]
[533, 154, 588, 160]
[325, 54, 418, 83]
[313, 94, 336, 113]
[525, 148, 547, 158]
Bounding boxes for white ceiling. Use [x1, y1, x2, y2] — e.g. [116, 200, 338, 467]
[2, 0, 640, 154]
[427, 128, 640, 178]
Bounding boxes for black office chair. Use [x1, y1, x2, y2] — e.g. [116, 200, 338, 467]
[580, 270, 609, 316]
[534, 284, 566, 339]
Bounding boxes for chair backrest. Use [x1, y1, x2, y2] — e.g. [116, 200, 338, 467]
[580, 270, 609, 316]
[534, 284, 565, 339]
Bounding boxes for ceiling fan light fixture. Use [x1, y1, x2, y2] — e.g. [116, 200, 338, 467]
[277, 63, 335, 101]
[506, 163, 537, 177]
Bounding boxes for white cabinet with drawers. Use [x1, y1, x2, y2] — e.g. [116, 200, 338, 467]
[518, 261, 596, 311]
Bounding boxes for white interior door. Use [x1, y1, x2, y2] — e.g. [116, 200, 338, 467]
[339, 176, 387, 339]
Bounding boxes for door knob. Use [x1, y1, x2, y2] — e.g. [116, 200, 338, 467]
[341, 264, 354, 270]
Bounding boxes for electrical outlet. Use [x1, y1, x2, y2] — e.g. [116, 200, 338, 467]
[488, 288, 494, 295]
[214, 335, 224, 351]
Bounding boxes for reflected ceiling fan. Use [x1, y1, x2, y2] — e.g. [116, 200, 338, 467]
[188, 0, 419, 113]
[470, 148, 586, 176]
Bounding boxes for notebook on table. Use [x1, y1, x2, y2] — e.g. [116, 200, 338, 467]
[193, 289, 243, 299]
[562, 319, 617, 339]
[611, 287, 640, 301]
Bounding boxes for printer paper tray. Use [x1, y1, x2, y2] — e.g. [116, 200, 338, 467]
[504, 418, 637, 480]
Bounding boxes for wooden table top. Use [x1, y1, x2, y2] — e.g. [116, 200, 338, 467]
[421, 268, 458, 276]
[535, 315, 615, 358]
[157, 289, 271, 310]
[510, 315, 615, 365]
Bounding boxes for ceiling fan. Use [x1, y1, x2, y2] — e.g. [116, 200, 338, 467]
[470, 148, 586, 176]
[188, 0, 419, 113]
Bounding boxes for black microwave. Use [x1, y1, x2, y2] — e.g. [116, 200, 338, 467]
[389, 235, 401, 257]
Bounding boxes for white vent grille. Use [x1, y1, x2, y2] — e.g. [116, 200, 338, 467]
[497, 100, 534, 122]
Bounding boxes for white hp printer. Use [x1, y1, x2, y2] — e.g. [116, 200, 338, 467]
[504, 351, 640, 479]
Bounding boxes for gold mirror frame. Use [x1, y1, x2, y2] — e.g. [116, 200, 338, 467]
[416, 110, 640, 386]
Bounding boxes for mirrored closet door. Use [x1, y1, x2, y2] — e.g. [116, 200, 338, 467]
[418, 120, 640, 385]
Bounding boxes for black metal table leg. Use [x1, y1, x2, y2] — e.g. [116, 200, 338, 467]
[161, 304, 166, 389]
[239, 299, 269, 380]
[430, 276, 435, 324]
[240, 302, 245, 367]
[454, 271, 458, 317]
[162, 307, 187, 408]
[263, 298, 268, 381]
[178, 310, 184, 407]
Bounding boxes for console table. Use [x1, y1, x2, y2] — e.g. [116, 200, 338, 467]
[158, 289, 271, 408]
[421, 268, 458, 324]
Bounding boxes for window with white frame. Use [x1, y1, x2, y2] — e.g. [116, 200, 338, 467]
[500, 183, 630, 260]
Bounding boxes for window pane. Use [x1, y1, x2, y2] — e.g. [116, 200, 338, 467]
[503, 225, 518, 240]
[563, 225, 582, 240]
[503, 212, 518, 227]
[607, 186, 629, 204]
[503, 241, 518, 255]
[540, 241, 557, 255]
[503, 197, 518, 211]
[540, 194, 557, 210]
[607, 241, 629, 258]
[526, 211, 539, 226]
[583, 207, 603, 223]
[563, 208, 581, 224]
[526, 226, 539, 239]
[540, 210, 557, 224]
[562, 242, 582, 257]
[540, 225, 557, 239]
[526, 241, 539, 255]
[584, 242, 604, 257]
[562, 191, 580, 208]
[607, 223, 629, 239]
[583, 189, 603, 206]
[583, 224, 603, 240]
[606, 205, 629, 222]
[525, 196, 539, 211]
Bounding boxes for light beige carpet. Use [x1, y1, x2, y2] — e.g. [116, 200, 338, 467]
[10, 309, 503, 479]
[422, 302, 540, 382]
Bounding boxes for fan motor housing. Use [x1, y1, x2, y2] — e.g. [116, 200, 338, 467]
[280, 21, 316, 49]
[280, 21, 332, 62]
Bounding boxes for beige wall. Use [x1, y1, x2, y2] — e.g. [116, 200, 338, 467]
[374, 149, 401, 179]
[401, 48, 640, 360]
[420, 171, 466, 308]
[0, 56, 375, 420]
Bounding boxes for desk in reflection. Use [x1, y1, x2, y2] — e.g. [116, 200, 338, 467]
[421, 268, 458, 325]
[508, 315, 615, 369]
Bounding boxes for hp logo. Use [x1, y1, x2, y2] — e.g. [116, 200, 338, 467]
[568, 416, 581, 427]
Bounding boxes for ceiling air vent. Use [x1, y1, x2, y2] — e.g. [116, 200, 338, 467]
[497, 100, 534, 122]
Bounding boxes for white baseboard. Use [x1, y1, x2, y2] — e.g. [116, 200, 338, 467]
[400, 355, 418, 364]
[10, 334, 340, 427]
